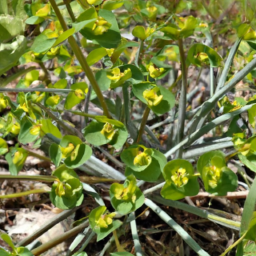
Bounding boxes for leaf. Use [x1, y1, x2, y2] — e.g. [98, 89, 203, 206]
[79, 9, 121, 48]
[102, 0, 124, 11]
[132, 83, 175, 115]
[0, 14, 24, 43]
[111, 252, 134, 256]
[31, 33, 56, 53]
[87, 47, 107, 66]
[49, 143, 62, 167]
[25, 16, 44, 25]
[53, 28, 76, 47]
[187, 43, 223, 67]
[18, 119, 38, 144]
[64, 144, 92, 168]
[64, 82, 88, 110]
[0, 35, 27, 76]
[41, 119, 62, 139]
[0, 137, 8, 155]
[197, 151, 238, 195]
[132, 26, 147, 41]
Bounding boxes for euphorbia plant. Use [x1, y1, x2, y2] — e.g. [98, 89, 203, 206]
[2, 0, 256, 255]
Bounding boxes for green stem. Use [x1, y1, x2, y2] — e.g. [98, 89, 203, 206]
[135, 40, 144, 67]
[37, 103, 84, 140]
[176, 38, 187, 158]
[64, 0, 76, 22]
[136, 106, 150, 143]
[220, 232, 247, 256]
[39, 62, 51, 85]
[31, 220, 89, 256]
[0, 88, 71, 93]
[49, 0, 111, 118]
[0, 175, 55, 183]
[25, 148, 52, 162]
[0, 188, 49, 199]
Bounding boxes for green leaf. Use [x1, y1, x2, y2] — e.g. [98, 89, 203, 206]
[120, 64, 144, 82]
[111, 253, 134, 256]
[111, 41, 139, 64]
[64, 144, 92, 168]
[41, 119, 62, 139]
[132, 26, 147, 41]
[0, 137, 8, 155]
[0, 35, 27, 76]
[72, 252, 88, 256]
[1, 234, 16, 251]
[102, 0, 124, 11]
[161, 159, 199, 200]
[90, 70, 111, 100]
[110, 175, 144, 214]
[53, 28, 76, 47]
[197, 151, 238, 195]
[0, 0, 8, 15]
[79, 9, 121, 48]
[49, 143, 62, 167]
[25, 16, 44, 25]
[50, 168, 84, 209]
[187, 43, 223, 67]
[132, 83, 175, 115]
[0, 15, 24, 43]
[239, 154, 256, 173]
[31, 33, 56, 53]
[161, 15, 197, 40]
[89, 206, 122, 241]
[87, 47, 107, 66]
[5, 148, 28, 175]
[18, 119, 38, 144]
[64, 82, 88, 110]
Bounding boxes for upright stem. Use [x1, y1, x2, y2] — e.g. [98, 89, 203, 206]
[136, 106, 150, 143]
[176, 38, 187, 158]
[64, 0, 76, 22]
[49, 0, 111, 118]
[135, 40, 144, 67]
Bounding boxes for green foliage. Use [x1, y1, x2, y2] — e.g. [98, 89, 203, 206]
[197, 151, 238, 196]
[161, 159, 199, 200]
[121, 145, 166, 182]
[83, 117, 128, 149]
[50, 167, 84, 209]
[89, 206, 122, 241]
[0, 234, 33, 256]
[1, 0, 256, 255]
[110, 175, 144, 214]
[132, 83, 175, 115]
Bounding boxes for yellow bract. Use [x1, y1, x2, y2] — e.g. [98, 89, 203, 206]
[171, 168, 189, 187]
[148, 64, 165, 78]
[92, 17, 111, 35]
[204, 165, 221, 189]
[143, 87, 163, 106]
[101, 123, 117, 140]
[134, 151, 151, 166]
[60, 143, 75, 158]
[96, 212, 116, 228]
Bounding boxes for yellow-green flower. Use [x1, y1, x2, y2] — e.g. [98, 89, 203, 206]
[100, 123, 117, 140]
[95, 212, 116, 228]
[171, 168, 189, 187]
[29, 124, 41, 136]
[204, 165, 222, 189]
[60, 143, 75, 158]
[143, 87, 163, 106]
[147, 64, 165, 78]
[92, 17, 111, 35]
[133, 151, 151, 167]
[0, 94, 7, 112]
